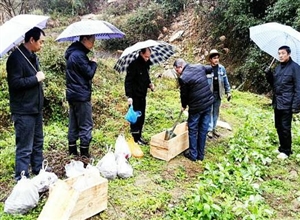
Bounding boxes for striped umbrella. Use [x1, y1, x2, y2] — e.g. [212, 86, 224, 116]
[56, 19, 125, 42]
[114, 40, 175, 73]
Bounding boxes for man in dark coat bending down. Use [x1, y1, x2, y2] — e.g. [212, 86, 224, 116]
[265, 45, 300, 160]
[174, 59, 214, 161]
[125, 48, 155, 145]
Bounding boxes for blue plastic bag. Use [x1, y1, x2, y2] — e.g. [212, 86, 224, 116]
[125, 105, 142, 124]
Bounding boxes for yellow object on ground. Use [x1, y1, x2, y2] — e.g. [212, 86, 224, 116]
[127, 138, 144, 158]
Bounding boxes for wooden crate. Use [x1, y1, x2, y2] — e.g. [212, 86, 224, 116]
[38, 170, 108, 220]
[150, 122, 189, 161]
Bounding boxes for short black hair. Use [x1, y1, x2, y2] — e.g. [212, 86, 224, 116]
[24, 27, 45, 43]
[79, 35, 94, 42]
[140, 47, 151, 54]
[209, 53, 219, 59]
[278, 45, 291, 54]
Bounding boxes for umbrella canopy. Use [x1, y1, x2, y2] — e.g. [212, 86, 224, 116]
[249, 22, 300, 65]
[114, 40, 175, 73]
[55, 19, 125, 42]
[0, 14, 49, 58]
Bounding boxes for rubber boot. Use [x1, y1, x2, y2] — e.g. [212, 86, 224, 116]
[80, 145, 90, 158]
[68, 143, 78, 156]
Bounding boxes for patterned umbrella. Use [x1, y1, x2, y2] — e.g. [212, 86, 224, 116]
[0, 14, 49, 57]
[56, 19, 125, 42]
[114, 40, 175, 73]
[249, 22, 300, 65]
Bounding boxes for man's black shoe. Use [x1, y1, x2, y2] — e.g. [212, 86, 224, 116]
[183, 151, 196, 161]
[137, 138, 148, 145]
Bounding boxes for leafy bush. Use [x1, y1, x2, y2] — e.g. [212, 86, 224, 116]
[265, 0, 300, 28]
[101, 1, 185, 51]
[36, 0, 99, 15]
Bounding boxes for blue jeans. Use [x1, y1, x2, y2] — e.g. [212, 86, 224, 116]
[12, 113, 44, 180]
[208, 92, 221, 131]
[68, 101, 93, 146]
[188, 107, 211, 160]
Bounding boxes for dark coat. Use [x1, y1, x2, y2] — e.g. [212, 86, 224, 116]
[125, 55, 151, 98]
[179, 64, 214, 114]
[65, 41, 97, 102]
[266, 58, 300, 111]
[6, 44, 44, 114]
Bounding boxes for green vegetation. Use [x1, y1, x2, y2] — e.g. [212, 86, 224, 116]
[1, 0, 300, 219]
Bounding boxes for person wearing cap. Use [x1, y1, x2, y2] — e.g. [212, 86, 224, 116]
[173, 59, 214, 161]
[265, 45, 300, 160]
[206, 49, 231, 138]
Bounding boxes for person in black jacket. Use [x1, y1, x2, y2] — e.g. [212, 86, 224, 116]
[65, 35, 97, 157]
[265, 45, 300, 159]
[6, 27, 46, 180]
[125, 48, 154, 145]
[174, 59, 214, 161]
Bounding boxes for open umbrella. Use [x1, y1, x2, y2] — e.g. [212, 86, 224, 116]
[0, 14, 49, 58]
[249, 22, 300, 65]
[55, 19, 125, 42]
[114, 39, 175, 73]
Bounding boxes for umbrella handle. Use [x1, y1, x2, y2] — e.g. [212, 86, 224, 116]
[268, 57, 276, 69]
[16, 46, 38, 73]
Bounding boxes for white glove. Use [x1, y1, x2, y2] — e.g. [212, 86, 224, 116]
[36, 71, 45, 82]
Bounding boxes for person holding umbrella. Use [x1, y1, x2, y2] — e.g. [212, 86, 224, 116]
[6, 27, 46, 180]
[173, 58, 214, 161]
[206, 49, 231, 138]
[125, 47, 155, 145]
[65, 35, 97, 157]
[265, 45, 300, 159]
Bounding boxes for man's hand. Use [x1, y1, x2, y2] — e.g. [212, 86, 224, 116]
[264, 67, 271, 74]
[227, 93, 232, 102]
[127, 98, 133, 105]
[36, 71, 45, 82]
[292, 109, 300, 114]
[149, 83, 155, 91]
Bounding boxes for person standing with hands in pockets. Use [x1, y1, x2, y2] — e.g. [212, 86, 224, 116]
[65, 35, 97, 158]
[265, 45, 300, 159]
[125, 48, 154, 145]
[6, 27, 46, 181]
[206, 49, 231, 139]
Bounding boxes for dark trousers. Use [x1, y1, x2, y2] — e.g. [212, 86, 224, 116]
[187, 107, 211, 160]
[12, 113, 44, 180]
[274, 108, 292, 156]
[68, 101, 93, 147]
[130, 97, 146, 142]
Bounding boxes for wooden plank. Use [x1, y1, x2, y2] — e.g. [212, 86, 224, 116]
[38, 180, 79, 220]
[69, 180, 108, 220]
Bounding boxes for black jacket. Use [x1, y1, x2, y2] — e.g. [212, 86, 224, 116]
[179, 64, 214, 114]
[65, 41, 97, 102]
[266, 58, 300, 110]
[6, 44, 44, 114]
[125, 55, 151, 98]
